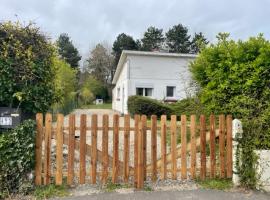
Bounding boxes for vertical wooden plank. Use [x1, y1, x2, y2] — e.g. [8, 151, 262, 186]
[55, 114, 64, 185]
[137, 121, 144, 189]
[226, 115, 233, 178]
[124, 114, 130, 183]
[161, 115, 167, 180]
[91, 114, 98, 184]
[219, 115, 225, 178]
[190, 115, 196, 179]
[79, 114, 86, 184]
[35, 113, 43, 185]
[151, 115, 157, 182]
[210, 114, 216, 178]
[67, 114, 75, 185]
[181, 115, 187, 179]
[44, 113, 52, 185]
[200, 115, 206, 180]
[170, 115, 177, 180]
[134, 115, 140, 186]
[141, 115, 147, 179]
[112, 114, 119, 183]
[102, 114, 109, 184]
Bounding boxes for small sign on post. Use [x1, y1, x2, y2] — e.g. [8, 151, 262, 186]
[0, 107, 21, 129]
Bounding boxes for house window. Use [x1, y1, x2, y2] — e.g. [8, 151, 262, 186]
[136, 88, 144, 96]
[166, 86, 175, 97]
[136, 88, 153, 97]
[145, 88, 153, 96]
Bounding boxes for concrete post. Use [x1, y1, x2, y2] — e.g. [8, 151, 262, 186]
[232, 119, 243, 186]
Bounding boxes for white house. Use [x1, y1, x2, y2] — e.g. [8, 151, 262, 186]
[112, 50, 197, 114]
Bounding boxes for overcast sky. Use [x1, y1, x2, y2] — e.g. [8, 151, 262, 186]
[1, 0, 269, 61]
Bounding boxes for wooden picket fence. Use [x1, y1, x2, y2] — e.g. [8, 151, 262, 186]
[35, 113, 232, 188]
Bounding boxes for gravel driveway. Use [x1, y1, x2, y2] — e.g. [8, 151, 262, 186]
[60, 109, 161, 173]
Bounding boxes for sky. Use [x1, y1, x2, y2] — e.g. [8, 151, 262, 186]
[0, 0, 269, 61]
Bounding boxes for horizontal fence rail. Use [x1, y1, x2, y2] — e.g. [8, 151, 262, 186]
[35, 113, 233, 188]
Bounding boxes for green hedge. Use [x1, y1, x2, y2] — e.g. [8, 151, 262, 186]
[0, 120, 36, 198]
[169, 97, 205, 117]
[127, 95, 172, 117]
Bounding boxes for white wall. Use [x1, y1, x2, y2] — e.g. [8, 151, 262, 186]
[113, 54, 195, 114]
[129, 55, 194, 100]
[112, 61, 129, 114]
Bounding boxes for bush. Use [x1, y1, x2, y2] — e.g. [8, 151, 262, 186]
[127, 95, 172, 117]
[0, 120, 36, 198]
[190, 33, 270, 188]
[190, 33, 270, 150]
[169, 97, 205, 117]
[0, 21, 57, 114]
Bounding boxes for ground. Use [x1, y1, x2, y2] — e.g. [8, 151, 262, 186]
[56, 189, 269, 200]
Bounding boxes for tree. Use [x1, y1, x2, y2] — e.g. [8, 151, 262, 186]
[190, 32, 209, 54]
[52, 56, 77, 114]
[79, 76, 108, 105]
[86, 44, 114, 84]
[166, 24, 191, 53]
[56, 33, 81, 68]
[190, 33, 270, 149]
[112, 33, 138, 77]
[141, 26, 164, 51]
[0, 21, 56, 114]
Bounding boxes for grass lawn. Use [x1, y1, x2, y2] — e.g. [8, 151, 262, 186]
[80, 103, 112, 109]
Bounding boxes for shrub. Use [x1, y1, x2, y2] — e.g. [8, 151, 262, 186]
[190, 33, 270, 149]
[190, 33, 270, 188]
[0, 21, 56, 114]
[169, 97, 205, 117]
[0, 120, 36, 198]
[127, 95, 172, 117]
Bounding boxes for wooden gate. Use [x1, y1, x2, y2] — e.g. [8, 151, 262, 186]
[35, 113, 232, 188]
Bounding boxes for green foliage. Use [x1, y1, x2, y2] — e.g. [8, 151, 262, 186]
[190, 33, 270, 188]
[51, 56, 78, 115]
[169, 97, 205, 117]
[56, 33, 81, 68]
[0, 21, 56, 114]
[141, 26, 164, 51]
[112, 33, 138, 67]
[236, 120, 260, 189]
[196, 178, 233, 190]
[190, 32, 209, 54]
[34, 184, 69, 200]
[79, 76, 108, 106]
[0, 120, 36, 198]
[127, 95, 172, 117]
[190, 33, 270, 149]
[166, 24, 191, 53]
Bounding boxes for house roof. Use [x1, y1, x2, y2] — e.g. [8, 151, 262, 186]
[112, 50, 197, 84]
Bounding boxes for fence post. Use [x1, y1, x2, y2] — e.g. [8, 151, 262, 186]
[161, 115, 167, 180]
[35, 113, 43, 185]
[112, 114, 119, 183]
[232, 119, 243, 186]
[137, 120, 144, 188]
[55, 114, 64, 185]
